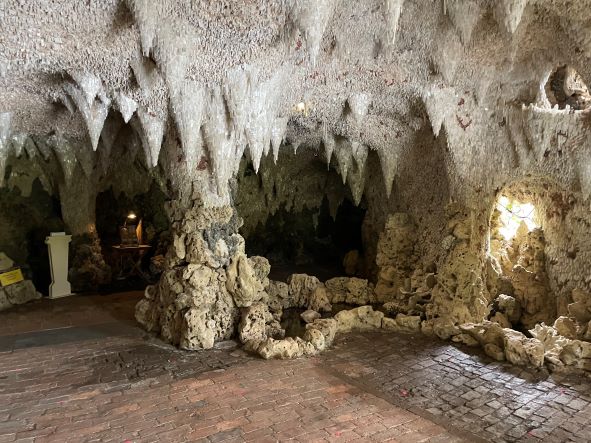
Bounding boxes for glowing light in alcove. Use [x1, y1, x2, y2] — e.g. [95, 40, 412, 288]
[497, 196, 538, 241]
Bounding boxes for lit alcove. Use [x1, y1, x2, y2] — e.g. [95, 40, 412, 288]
[488, 183, 555, 330]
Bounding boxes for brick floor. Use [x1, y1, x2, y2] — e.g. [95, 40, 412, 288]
[322, 333, 591, 443]
[0, 292, 142, 336]
[0, 295, 590, 442]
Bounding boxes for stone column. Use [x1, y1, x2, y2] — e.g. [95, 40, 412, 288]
[135, 190, 244, 348]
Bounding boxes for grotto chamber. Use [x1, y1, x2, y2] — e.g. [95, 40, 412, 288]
[1, 0, 591, 405]
[234, 147, 368, 282]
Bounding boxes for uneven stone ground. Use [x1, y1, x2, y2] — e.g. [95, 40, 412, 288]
[0, 294, 589, 443]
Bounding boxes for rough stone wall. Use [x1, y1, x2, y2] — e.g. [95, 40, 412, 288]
[135, 192, 273, 349]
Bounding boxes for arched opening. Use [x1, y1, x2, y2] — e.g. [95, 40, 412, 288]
[95, 181, 170, 292]
[234, 147, 368, 282]
[545, 65, 591, 110]
[487, 178, 585, 332]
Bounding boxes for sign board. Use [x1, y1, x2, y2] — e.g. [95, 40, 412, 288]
[0, 268, 24, 287]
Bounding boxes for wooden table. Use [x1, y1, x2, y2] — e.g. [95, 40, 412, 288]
[111, 245, 151, 281]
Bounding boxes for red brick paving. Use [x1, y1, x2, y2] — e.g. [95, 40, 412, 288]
[11, 293, 588, 442]
[0, 292, 142, 336]
[0, 334, 466, 442]
[0, 290, 468, 443]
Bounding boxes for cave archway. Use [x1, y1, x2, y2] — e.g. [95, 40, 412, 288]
[234, 148, 368, 282]
[487, 177, 584, 331]
[95, 181, 170, 291]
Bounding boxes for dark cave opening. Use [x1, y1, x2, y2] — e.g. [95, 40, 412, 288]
[0, 178, 64, 296]
[95, 182, 170, 291]
[244, 196, 366, 282]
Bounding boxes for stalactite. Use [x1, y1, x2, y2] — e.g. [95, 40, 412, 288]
[115, 92, 138, 123]
[348, 93, 371, 123]
[444, 0, 482, 45]
[271, 117, 288, 162]
[322, 130, 335, 168]
[495, 0, 528, 34]
[423, 87, 456, 137]
[63, 80, 110, 152]
[0, 112, 12, 187]
[382, 0, 404, 48]
[170, 80, 205, 172]
[289, 0, 336, 65]
[136, 107, 166, 168]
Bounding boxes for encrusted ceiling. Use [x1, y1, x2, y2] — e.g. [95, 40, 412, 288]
[1, 0, 591, 201]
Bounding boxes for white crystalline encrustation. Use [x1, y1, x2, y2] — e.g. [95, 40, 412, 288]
[130, 54, 161, 94]
[271, 117, 288, 162]
[58, 91, 76, 114]
[383, 0, 404, 47]
[244, 69, 285, 172]
[129, 0, 158, 56]
[64, 82, 110, 151]
[290, 0, 336, 65]
[334, 138, 353, 184]
[10, 133, 27, 158]
[116, 92, 138, 123]
[98, 115, 123, 174]
[24, 137, 39, 159]
[377, 144, 400, 198]
[322, 130, 335, 168]
[70, 71, 103, 107]
[170, 80, 205, 171]
[423, 87, 457, 137]
[0, 112, 12, 187]
[347, 142, 368, 205]
[351, 142, 368, 170]
[433, 29, 463, 83]
[348, 93, 371, 123]
[48, 133, 78, 185]
[156, 23, 191, 94]
[495, 0, 528, 34]
[202, 87, 245, 195]
[445, 0, 482, 45]
[137, 107, 166, 168]
[221, 64, 286, 173]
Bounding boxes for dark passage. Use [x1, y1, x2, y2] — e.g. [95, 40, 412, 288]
[244, 196, 366, 281]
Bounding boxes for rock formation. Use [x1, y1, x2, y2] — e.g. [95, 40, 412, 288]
[1, 1, 591, 375]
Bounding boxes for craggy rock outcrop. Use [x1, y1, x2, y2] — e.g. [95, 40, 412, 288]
[287, 273, 322, 308]
[6, 1, 591, 378]
[325, 277, 375, 305]
[459, 322, 544, 368]
[226, 254, 270, 307]
[374, 213, 417, 303]
[382, 314, 422, 332]
[423, 205, 490, 340]
[69, 233, 111, 292]
[530, 323, 591, 373]
[136, 199, 246, 349]
[0, 279, 41, 311]
[334, 306, 384, 333]
[491, 223, 554, 329]
[238, 302, 284, 344]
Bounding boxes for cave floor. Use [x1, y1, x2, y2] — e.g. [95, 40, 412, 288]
[0, 294, 589, 443]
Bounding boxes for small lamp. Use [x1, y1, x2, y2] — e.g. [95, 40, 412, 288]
[120, 212, 142, 246]
[125, 212, 137, 226]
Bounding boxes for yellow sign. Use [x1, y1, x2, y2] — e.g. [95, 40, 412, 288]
[0, 269, 24, 287]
